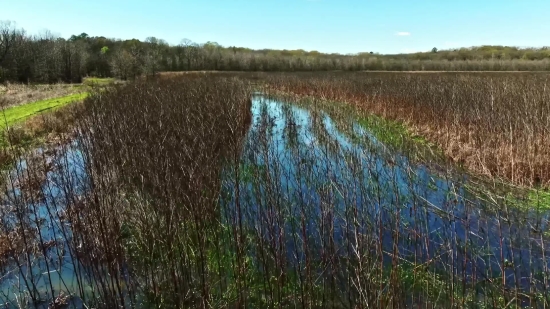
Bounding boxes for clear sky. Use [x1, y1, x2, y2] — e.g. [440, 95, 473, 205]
[1, 0, 549, 54]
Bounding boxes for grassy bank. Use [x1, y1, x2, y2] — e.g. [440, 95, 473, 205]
[0, 77, 116, 148]
[0, 79, 119, 170]
[0, 83, 84, 108]
[83, 77, 117, 86]
[0, 93, 87, 128]
[0, 93, 87, 151]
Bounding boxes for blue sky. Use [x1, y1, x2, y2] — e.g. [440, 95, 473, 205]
[1, 0, 549, 54]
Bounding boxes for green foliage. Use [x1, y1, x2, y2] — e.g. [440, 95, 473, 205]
[508, 189, 550, 211]
[376, 119, 440, 158]
[530, 189, 550, 209]
[0, 93, 87, 129]
[69, 32, 89, 42]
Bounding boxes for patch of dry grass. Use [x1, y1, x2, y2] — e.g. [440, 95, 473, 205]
[0, 82, 84, 109]
[263, 72, 550, 188]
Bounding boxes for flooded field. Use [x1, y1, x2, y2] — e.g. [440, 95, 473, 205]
[1, 93, 549, 308]
[220, 95, 550, 306]
[0, 142, 89, 308]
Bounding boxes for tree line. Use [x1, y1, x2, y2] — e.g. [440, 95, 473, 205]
[2, 20, 550, 84]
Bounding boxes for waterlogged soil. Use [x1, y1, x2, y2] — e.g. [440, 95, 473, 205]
[221, 95, 550, 296]
[0, 95, 549, 307]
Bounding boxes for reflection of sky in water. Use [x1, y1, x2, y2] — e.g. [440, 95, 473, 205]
[1, 141, 92, 308]
[2, 95, 550, 306]
[222, 95, 550, 290]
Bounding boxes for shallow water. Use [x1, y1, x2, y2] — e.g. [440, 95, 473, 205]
[1, 95, 549, 307]
[0, 142, 90, 308]
[221, 95, 550, 292]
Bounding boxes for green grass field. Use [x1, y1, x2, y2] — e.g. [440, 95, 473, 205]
[0, 92, 87, 129]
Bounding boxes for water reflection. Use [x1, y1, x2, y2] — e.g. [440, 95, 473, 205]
[0, 142, 90, 308]
[1, 95, 548, 307]
[222, 95, 550, 295]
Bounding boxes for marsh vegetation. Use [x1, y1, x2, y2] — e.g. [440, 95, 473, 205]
[0, 72, 549, 308]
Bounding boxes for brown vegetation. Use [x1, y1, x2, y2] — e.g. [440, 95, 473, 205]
[1, 73, 549, 308]
[0, 82, 83, 108]
[263, 72, 550, 188]
[70, 75, 253, 307]
[0, 229, 31, 267]
[0, 102, 84, 169]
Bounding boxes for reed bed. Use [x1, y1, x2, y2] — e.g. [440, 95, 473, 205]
[262, 72, 550, 189]
[0, 73, 549, 309]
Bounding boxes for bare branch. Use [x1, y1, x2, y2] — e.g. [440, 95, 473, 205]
[0, 21, 19, 66]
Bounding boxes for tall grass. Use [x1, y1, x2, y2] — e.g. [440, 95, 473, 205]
[263, 72, 550, 189]
[0, 73, 549, 308]
[75, 76, 253, 307]
[0, 83, 84, 109]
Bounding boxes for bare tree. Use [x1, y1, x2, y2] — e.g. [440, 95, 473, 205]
[110, 49, 133, 80]
[0, 21, 18, 66]
[143, 37, 164, 77]
[0, 21, 25, 82]
[32, 30, 60, 83]
[179, 38, 197, 70]
[128, 43, 143, 79]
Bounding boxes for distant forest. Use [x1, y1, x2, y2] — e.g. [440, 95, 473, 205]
[2, 21, 550, 83]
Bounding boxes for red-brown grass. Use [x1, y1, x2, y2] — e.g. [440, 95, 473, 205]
[263, 72, 550, 188]
[2, 72, 549, 309]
